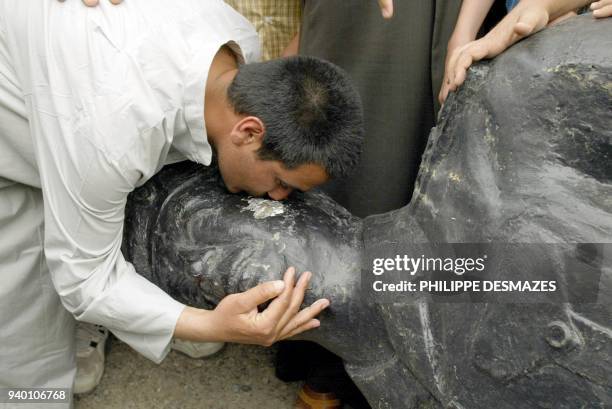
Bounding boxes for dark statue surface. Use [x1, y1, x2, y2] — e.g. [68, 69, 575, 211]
[124, 15, 612, 409]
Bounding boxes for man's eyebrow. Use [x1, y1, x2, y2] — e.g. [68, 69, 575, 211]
[281, 179, 304, 193]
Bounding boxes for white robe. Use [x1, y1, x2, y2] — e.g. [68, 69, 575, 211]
[0, 0, 259, 403]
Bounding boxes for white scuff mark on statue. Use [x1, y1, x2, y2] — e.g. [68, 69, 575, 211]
[243, 198, 285, 219]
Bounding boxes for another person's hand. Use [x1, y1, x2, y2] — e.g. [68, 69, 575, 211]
[439, 33, 476, 105]
[377, 0, 394, 19]
[175, 267, 330, 345]
[81, 0, 122, 5]
[442, 4, 550, 102]
[591, 0, 612, 18]
[58, 0, 123, 6]
[548, 11, 577, 26]
[282, 32, 300, 58]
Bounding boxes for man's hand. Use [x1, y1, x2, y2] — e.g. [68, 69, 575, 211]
[442, 4, 550, 103]
[58, 0, 123, 6]
[175, 267, 330, 345]
[67, 0, 393, 18]
[377, 0, 393, 19]
[439, 33, 478, 105]
[591, 0, 612, 18]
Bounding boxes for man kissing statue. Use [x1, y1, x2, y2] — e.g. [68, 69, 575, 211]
[124, 15, 611, 409]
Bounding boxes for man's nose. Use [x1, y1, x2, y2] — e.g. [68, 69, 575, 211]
[267, 186, 293, 201]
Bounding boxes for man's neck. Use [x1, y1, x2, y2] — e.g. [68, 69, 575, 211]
[204, 46, 240, 149]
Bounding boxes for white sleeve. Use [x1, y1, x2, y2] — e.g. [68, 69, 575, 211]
[32, 115, 185, 364]
[6, 1, 186, 363]
[36, 123, 186, 363]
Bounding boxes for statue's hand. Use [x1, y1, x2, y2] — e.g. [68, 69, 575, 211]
[174, 267, 330, 345]
[58, 0, 123, 6]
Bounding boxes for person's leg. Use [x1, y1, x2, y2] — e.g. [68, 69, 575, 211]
[0, 184, 76, 409]
[0, 27, 76, 407]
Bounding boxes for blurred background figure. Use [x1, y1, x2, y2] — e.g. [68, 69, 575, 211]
[297, 1, 462, 218]
[225, 0, 301, 61]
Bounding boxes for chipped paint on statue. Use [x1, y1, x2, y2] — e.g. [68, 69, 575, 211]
[243, 198, 285, 219]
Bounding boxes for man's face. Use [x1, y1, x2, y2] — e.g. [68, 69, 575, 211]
[217, 142, 329, 201]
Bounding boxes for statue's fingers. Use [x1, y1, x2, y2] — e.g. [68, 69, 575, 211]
[281, 319, 321, 340]
[109, 0, 123, 4]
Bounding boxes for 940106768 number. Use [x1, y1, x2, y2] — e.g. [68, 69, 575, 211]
[1, 388, 70, 403]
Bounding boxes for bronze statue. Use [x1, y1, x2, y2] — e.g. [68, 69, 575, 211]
[124, 15, 611, 408]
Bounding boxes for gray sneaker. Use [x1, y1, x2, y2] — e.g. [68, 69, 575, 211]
[171, 339, 224, 359]
[74, 323, 109, 394]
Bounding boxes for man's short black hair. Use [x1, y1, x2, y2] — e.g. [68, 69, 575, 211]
[227, 56, 364, 179]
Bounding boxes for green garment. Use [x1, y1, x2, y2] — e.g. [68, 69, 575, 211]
[300, 0, 461, 217]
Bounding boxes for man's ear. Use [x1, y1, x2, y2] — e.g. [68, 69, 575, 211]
[230, 116, 265, 146]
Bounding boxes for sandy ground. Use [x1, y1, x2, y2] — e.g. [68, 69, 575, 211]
[75, 336, 300, 409]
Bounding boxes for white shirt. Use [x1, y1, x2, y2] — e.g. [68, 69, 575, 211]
[0, 0, 260, 362]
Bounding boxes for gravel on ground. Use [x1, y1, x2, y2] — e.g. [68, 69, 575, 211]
[75, 336, 300, 409]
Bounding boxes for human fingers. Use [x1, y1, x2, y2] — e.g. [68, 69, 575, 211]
[548, 11, 576, 26]
[440, 42, 467, 104]
[281, 319, 321, 340]
[439, 71, 455, 105]
[377, 0, 394, 19]
[451, 51, 475, 90]
[445, 44, 468, 92]
[593, 5, 612, 17]
[226, 278, 286, 314]
[79, 0, 122, 6]
[279, 298, 330, 339]
[590, 0, 610, 10]
[206, 277, 287, 345]
[261, 266, 297, 323]
[438, 84, 449, 105]
[275, 271, 312, 331]
[513, 7, 548, 37]
[591, 0, 612, 18]
[451, 41, 490, 89]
